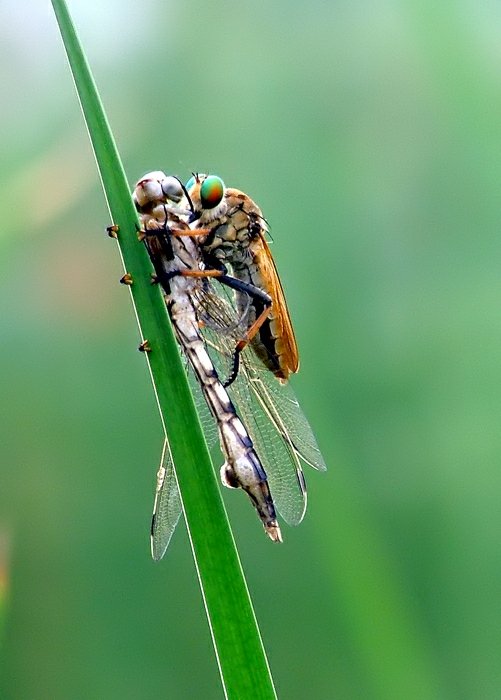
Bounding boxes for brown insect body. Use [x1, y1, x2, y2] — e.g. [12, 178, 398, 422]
[190, 182, 299, 382]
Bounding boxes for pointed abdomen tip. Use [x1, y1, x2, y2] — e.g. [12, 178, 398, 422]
[266, 522, 283, 543]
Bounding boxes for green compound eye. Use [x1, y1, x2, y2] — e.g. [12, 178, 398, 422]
[200, 175, 224, 209]
[185, 175, 196, 192]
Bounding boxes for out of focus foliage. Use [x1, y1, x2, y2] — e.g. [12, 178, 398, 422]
[2, 2, 501, 698]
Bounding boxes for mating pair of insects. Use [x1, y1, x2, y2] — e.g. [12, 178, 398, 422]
[122, 171, 326, 560]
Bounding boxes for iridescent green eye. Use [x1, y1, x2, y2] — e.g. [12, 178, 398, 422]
[200, 175, 224, 209]
[185, 175, 196, 192]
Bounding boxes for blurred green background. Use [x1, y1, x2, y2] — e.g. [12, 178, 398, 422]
[1, 1, 501, 698]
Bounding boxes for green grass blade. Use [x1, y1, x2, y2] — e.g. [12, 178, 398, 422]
[50, 1, 277, 697]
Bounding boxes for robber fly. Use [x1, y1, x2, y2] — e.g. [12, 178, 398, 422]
[183, 174, 298, 385]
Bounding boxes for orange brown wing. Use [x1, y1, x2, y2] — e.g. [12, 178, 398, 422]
[251, 233, 299, 380]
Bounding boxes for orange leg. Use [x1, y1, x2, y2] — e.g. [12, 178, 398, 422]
[179, 269, 224, 279]
[180, 268, 272, 344]
[235, 304, 272, 351]
[223, 303, 272, 387]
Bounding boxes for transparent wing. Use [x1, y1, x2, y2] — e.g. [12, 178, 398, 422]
[246, 360, 327, 472]
[151, 439, 182, 561]
[151, 363, 223, 561]
[197, 277, 326, 470]
[198, 289, 309, 525]
[227, 356, 307, 525]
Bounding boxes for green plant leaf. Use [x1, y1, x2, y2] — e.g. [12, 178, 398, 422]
[51, 1, 277, 697]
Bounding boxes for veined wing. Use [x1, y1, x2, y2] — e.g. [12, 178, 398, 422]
[197, 283, 325, 525]
[246, 360, 327, 472]
[196, 280, 325, 470]
[150, 362, 228, 562]
[201, 322, 305, 525]
[250, 232, 299, 378]
[228, 354, 308, 525]
[151, 439, 182, 561]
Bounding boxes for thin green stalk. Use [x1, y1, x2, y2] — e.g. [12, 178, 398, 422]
[50, 2, 277, 697]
